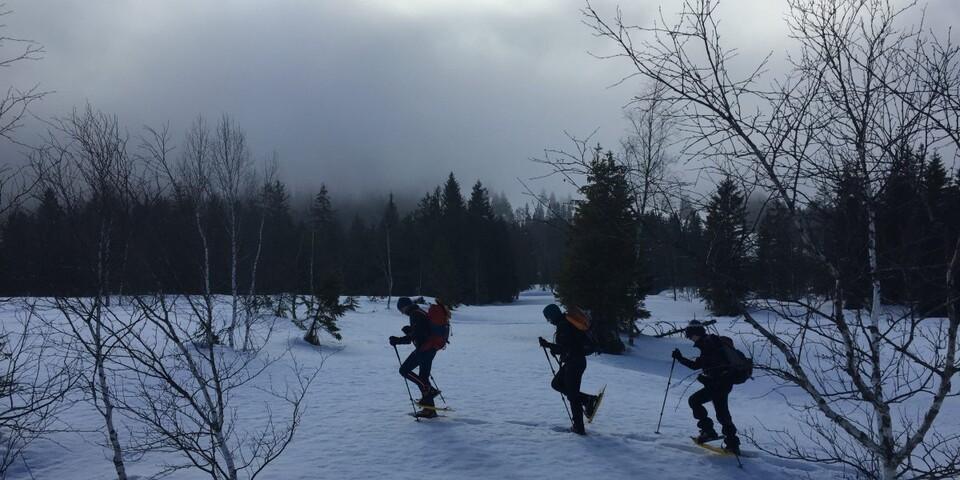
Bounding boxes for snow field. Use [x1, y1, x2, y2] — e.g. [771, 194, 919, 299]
[8, 290, 942, 479]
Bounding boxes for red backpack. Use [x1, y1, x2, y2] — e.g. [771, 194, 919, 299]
[425, 301, 451, 349]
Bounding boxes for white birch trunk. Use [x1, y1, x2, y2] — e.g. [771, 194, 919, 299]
[385, 227, 394, 306]
[244, 213, 265, 350]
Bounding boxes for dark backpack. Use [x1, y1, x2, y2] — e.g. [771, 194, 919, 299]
[426, 302, 451, 349]
[718, 336, 753, 384]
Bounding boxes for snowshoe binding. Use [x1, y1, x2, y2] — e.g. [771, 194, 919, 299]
[694, 429, 721, 444]
[414, 408, 438, 419]
[585, 385, 606, 423]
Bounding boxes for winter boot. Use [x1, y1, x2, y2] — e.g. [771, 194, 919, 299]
[723, 435, 741, 455]
[695, 428, 721, 444]
[570, 423, 586, 435]
[417, 387, 440, 405]
[416, 408, 438, 419]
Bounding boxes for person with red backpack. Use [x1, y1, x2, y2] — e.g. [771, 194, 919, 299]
[671, 320, 744, 455]
[389, 297, 449, 418]
[538, 303, 601, 435]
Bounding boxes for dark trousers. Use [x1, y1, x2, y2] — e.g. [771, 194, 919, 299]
[400, 348, 436, 404]
[551, 355, 590, 428]
[689, 382, 737, 438]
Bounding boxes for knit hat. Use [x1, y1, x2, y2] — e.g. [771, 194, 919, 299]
[396, 297, 413, 312]
[542, 304, 563, 324]
[684, 320, 706, 339]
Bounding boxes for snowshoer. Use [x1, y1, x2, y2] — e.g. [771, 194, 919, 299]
[389, 297, 444, 418]
[538, 303, 601, 435]
[672, 320, 741, 455]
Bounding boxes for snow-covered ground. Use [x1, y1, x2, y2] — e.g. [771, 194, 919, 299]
[7, 290, 950, 479]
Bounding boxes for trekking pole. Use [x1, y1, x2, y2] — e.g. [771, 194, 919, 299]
[655, 357, 676, 434]
[393, 345, 420, 421]
[429, 374, 447, 405]
[542, 346, 572, 422]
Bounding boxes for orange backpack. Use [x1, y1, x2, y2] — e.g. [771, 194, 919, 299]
[566, 306, 599, 354]
[565, 306, 591, 332]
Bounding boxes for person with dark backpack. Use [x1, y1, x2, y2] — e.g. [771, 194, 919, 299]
[671, 320, 750, 455]
[538, 303, 602, 435]
[389, 297, 449, 418]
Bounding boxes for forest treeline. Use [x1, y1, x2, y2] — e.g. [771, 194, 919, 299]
[1, 111, 956, 324]
[0, 109, 575, 305]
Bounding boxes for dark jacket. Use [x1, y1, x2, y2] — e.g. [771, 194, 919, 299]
[677, 334, 732, 385]
[398, 307, 431, 349]
[549, 317, 590, 362]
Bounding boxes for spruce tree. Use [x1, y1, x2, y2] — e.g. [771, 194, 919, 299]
[700, 178, 748, 316]
[307, 184, 343, 312]
[755, 200, 799, 300]
[917, 155, 952, 314]
[878, 145, 925, 304]
[557, 149, 646, 354]
[829, 169, 870, 309]
[433, 174, 466, 305]
[467, 181, 494, 304]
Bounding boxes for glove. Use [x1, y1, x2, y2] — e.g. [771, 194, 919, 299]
[671, 348, 683, 361]
[401, 325, 412, 335]
[389, 336, 401, 346]
[538, 336, 551, 349]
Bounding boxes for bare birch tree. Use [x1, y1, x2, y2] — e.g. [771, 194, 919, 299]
[0, 5, 45, 147]
[211, 114, 253, 349]
[143, 116, 224, 348]
[584, 0, 960, 477]
[241, 154, 279, 350]
[0, 301, 75, 479]
[0, 5, 46, 219]
[36, 104, 136, 480]
[119, 295, 314, 480]
[621, 82, 681, 216]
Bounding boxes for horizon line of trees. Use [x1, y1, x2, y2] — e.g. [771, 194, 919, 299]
[0, 108, 579, 306]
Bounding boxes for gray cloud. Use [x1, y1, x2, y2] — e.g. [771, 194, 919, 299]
[2, 0, 958, 206]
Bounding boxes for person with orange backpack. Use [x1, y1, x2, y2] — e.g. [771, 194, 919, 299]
[671, 320, 750, 455]
[538, 303, 602, 435]
[389, 296, 450, 418]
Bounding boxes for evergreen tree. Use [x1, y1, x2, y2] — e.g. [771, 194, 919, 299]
[258, 180, 296, 293]
[34, 188, 74, 295]
[309, 185, 341, 284]
[0, 208, 36, 295]
[828, 169, 871, 309]
[700, 178, 748, 316]
[305, 183, 345, 330]
[557, 149, 646, 354]
[878, 145, 925, 305]
[467, 181, 494, 304]
[917, 154, 954, 314]
[755, 200, 800, 300]
[343, 215, 379, 295]
[301, 275, 357, 345]
[432, 174, 466, 305]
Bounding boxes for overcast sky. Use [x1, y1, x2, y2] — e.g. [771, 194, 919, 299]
[2, 0, 959, 206]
